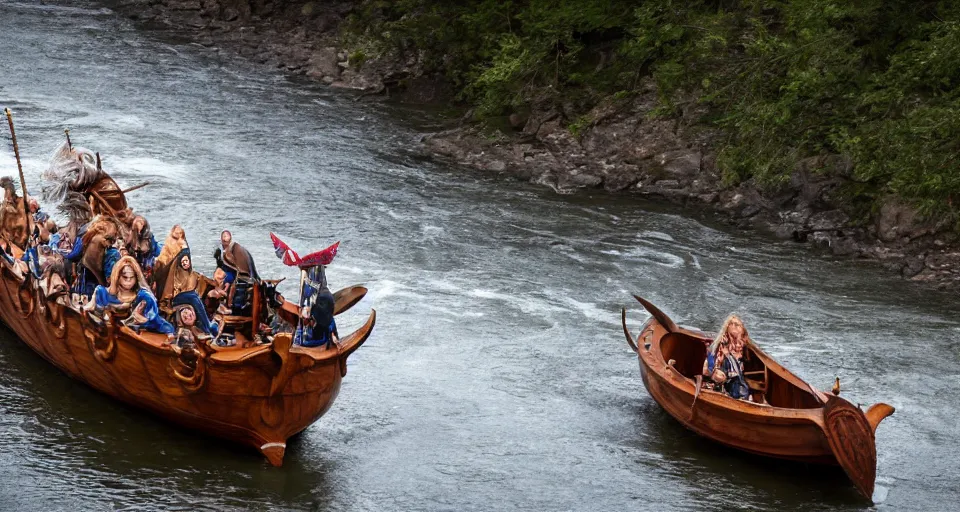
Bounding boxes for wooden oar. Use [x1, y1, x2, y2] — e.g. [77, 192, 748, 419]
[4, 108, 32, 247]
[121, 182, 150, 194]
[689, 375, 704, 419]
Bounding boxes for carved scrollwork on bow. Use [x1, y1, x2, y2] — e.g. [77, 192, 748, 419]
[168, 347, 207, 394]
[81, 311, 118, 362]
[45, 298, 68, 339]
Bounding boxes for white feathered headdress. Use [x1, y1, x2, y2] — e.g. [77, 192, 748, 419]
[41, 141, 105, 204]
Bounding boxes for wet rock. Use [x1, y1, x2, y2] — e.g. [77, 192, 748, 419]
[603, 164, 639, 192]
[564, 172, 603, 188]
[487, 160, 507, 172]
[740, 204, 761, 218]
[903, 256, 926, 277]
[789, 157, 842, 208]
[656, 150, 701, 179]
[305, 47, 339, 80]
[808, 209, 849, 231]
[168, 0, 201, 11]
[509, 111, 529, 129]
[829, 236, 860, 257]
[925, 252, 960, 271]
[876, 199, 920, 242]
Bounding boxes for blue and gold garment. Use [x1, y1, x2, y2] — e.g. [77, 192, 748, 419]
[93, 286, 174, 335]
[293, 266, 338, 348]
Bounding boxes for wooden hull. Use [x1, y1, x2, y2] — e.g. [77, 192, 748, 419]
[623, 298, 893, 501]
[0, 265, 375, 466]
[639, 353, 835, 464]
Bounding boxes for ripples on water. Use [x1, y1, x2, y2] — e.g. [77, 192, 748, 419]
[1, 0, 959, 510]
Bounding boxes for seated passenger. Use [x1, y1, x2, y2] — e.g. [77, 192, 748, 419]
[152, 224, 188, 294]
[165, 304, 209, 350]
[156, 224, 187, 269]
[295, 293, 338, 348]
[203, 267, 230, 317]
[703, 314, 750, 400]
[84, 255, 174, 337]
[293, 266, 337, 348]
[28, 196, 57, 243]
[214, 230, 258, 284]
[160, 248, 218, 336]
[130, 215, 160, 275]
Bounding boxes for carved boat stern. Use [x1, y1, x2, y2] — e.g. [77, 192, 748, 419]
[820, 396, 892, 501]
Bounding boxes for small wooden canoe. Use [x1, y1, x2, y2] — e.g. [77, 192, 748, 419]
[621, 296, 894, 501]
[0, 254, 375, 466]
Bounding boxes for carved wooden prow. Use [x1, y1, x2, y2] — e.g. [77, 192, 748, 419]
[865, 403, 895, 434]
[632, 295, 679, 333]
[620, 307, 639, 353]
[267, 333, 311, 397]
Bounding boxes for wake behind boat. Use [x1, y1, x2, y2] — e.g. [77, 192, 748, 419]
[0, 110, 376, 466]
[621, 295, 894, 501]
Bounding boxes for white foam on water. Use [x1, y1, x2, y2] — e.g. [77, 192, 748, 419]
[421, 225, 444, 238]
[638, 230, 676, 243]
[109, 156, 189, 180]
[470, 288, 567, 319]
[769, 344, 832, 355]
[613, 246, 685, 268]
[335, 265, 369, 275]
[562, 251, 588, 263]
[62, 112, 146, 131]
[422, 278, 462, 293]
[872, 484, 889, 504]
[371, 279, 402, 300]
[419, 303, 485, 319]
[471, 289, 511, 301]
[560, 297, 617, 325]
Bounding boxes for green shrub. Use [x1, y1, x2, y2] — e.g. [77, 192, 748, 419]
[346, 0, 960, 223]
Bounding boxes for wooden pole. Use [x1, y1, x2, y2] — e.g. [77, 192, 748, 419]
[120, 181, 150, 194]
[4, 108, 32, 243]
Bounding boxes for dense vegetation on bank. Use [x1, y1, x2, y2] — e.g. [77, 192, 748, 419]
[345, 1, 960, 222]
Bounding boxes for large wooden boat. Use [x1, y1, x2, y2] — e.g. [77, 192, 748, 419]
[621, 296, 894, 501]
[0, 247, 375, 466]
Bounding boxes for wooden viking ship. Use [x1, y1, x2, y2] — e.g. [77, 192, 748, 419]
[621, 296, 894, 501]
[0, 112, 376, 466]
[0, 251, 375, 466]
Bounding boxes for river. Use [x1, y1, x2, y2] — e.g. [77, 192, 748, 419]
[0, 1, 957, 510]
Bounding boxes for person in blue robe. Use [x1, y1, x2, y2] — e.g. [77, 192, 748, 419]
[293, 265, 338, 347]
[160, 248, 218, 336]
[85, 255, 174, 336]
[703, 314, 753, 400]
[130, 216, 161, 275]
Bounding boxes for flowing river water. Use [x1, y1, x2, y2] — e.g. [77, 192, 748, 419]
[0, 1, 958, 510]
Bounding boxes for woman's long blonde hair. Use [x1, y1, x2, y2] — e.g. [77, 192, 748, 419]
[708, 314, 750, 354]
[106, 256, 150, 297]
[156, 224, 187, 268]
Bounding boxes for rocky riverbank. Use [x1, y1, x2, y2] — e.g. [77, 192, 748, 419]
[109, 0, 960, 289]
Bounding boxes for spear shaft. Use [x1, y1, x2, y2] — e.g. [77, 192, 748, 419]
[4, 108, 32, 244]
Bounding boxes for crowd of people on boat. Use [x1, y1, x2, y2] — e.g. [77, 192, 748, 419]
[0, 139, 340, 354]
